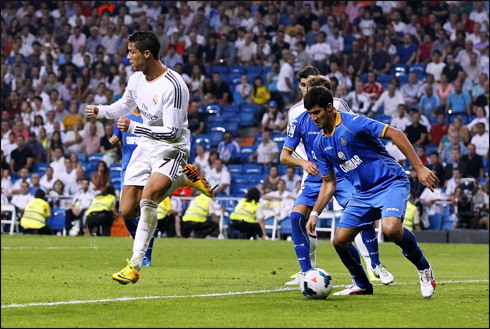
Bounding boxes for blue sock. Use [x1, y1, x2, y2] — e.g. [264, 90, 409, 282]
[361, 225, 380, 268]
[124, 218, 154, 260]
[290, 212, 311, 273]
[335, 244, 371, 289]
[394, 228, 430, 271]
[124, 218, 138, 239]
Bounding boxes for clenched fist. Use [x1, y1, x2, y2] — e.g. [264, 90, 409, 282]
[117, 116, 131, 132]
[86, 105, 99, 119]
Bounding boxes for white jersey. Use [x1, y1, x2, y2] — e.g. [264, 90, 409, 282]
[97, 68, 191, 154]
[287, 97, 353, 161]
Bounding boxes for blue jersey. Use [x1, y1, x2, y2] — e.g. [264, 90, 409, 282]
[113, 112, 143, 176]
[313, 112, 408, 203]
[284, 110, 323, 184]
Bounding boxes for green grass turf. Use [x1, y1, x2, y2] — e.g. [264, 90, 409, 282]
[1, 235, 489, 328]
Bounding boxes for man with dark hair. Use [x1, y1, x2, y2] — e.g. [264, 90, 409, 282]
[304, 86, 438, 298]
[19, 189, 51, 235]
[10, 134, 34, 175]
[86, 31, 213, 284]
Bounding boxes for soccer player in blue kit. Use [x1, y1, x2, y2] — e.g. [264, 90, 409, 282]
[304, 86, 438, 298]
[281, 69, 393, 286]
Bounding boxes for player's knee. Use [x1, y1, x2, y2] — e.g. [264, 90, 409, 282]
[382, 220, 404, 241]
[121, 204, 139, 221]
[333, 236, 350, 250]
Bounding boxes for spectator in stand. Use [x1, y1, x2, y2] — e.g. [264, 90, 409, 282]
[91, 160, 110, 193]
[416, 33, 433, 65]
[444, 147, 468, 178]
[436, 73, 454, 108]
[249, 131, 279, 166]
[281, 166, 301, 193]
[10, 181, 34, 218]
[463, 52, 483, 85]
[405, 111, 428, 147]
[426, 151, 446, 187]
[430, 113, 450, 146]
[187, 102, 205, 136]
[456, 40, 479, 69]
[442, 53, 463, 83]
[461, 143, 485, 180]
[234, 74, 252, 104]
[419, 83, 441, 118]
[431, 29, 449, 58]
[193, 144, 210, 177]
[81, 123, 101, 156]
[470, 123, 489, 159]
[369, 40, 391, 75]
[217, 131, 241, 165]
[64, 178, 94, 236]
[64, 120, 84, 154]
[162, 44, 183, 70]
[363, 71, 384, 108]
[451, 116, 471, 145]
[401, 72, 422, 107]
[26, 131, 46, 164]
[57, 157, 77, 195]
[276, 54, 296, 108]
[475, 80, 489, 109]
[390, 104, 413, 132]
[260, 165, 281, 194]
[345, 77, 371, 114]
[344, 40, 368, 76]
[467, 106, 489, 134]
[446, 80, 472, 117]
[210, 72, 232, 105]
[40, 166, 56, 192]
[426, 50, 446, 82]
[471, 74, 488, 105]
[250, 76, 271, 109]
[371, 81, 404, 118]
[10, 134, 33, 175]
[11, 168, 31, 195]
[237, 32, 257, 66]
[395, 33, 418, 66]
[261, 100, 284, 134]
[445, 168, 463, 200]
[207, 158, 231, 196]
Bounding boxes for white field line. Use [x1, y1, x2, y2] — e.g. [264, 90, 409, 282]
[2, 279, 488, 309]
[1, 247, 99, 250]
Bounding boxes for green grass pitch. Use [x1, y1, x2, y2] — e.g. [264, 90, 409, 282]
[1, 235, 489, 328]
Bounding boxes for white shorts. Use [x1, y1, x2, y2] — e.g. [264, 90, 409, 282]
[124, 142, 188, 187]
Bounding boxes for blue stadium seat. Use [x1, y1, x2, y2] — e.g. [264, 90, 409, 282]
[32, 163, 49, 176]
[343, 35, 356, 54]
[230, 185, 248, 197]
[229, 65, 246, 74]
[231, 176, 248, 185]
[194, 134, 211, 151]
[360, 73, 368, 83]
[279, 218, 292, 235]
[47, 207, 65, 231]
[223, 104, 240, 114]
[409, 64, 426, 81]
[206, 114, 224, 126]
[246, 66, 263, 75]
[228, 164, 244, 175]
[378, 74, 391, 83]
[239, 111, 255, 126]
[204, 103, 222, 115]
[211, 66, 229, 75]
[221, 73, 233, 85]
[76, 152, 87, 163]
[88, 153, 104, 163]
[391, 64, 407, 76]
[373, 114, 392, 124]
[278, 164, 288, 175]
[233, 91, 246, 105]
[209, 127, 225, 146]
[247, 174, 264, 186]
[240, 104, 259, 113]
[222, 119, 240, 136]
[449, 115, 468, 124]
[240, 146, 255, 163]
[111, 177, 122, 187]
[244, 164, 263, 174]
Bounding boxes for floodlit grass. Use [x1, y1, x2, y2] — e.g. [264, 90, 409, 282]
[1, 235, 489, 328]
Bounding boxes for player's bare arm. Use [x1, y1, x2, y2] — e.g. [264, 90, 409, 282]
[306, 172, 336, 238]
[280, 148, 320, 176]
[384, 126, 439, 192]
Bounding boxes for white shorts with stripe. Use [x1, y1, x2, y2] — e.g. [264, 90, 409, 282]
[124, 141, 188, 187]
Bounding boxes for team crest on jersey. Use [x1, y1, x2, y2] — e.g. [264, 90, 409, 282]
[288, 124, 296, 137]
[152, 95, 158, 104]
[338, 151, 346, 160]
[340, 137, 347, 146]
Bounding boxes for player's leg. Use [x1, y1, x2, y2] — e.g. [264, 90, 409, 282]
[381, 181, 435, 298]
[183, 163, 216, 197]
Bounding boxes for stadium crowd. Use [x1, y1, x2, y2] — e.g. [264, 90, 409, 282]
[1, 1, 488, 235]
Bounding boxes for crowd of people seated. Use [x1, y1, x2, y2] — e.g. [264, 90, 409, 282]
[1, 1, 488, 235]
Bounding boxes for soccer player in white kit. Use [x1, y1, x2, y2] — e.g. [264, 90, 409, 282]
[86, 31, 203, 284]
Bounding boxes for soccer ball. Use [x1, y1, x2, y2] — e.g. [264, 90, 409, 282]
[300, 268, 333, 299]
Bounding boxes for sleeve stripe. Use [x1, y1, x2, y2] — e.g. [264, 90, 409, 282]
[322, 172, 334, 178]
[283, 146, 294, 151]
[165, 73, 182, 110]
[381, 124, 389, 138]
[167, 71, 182, 109]
[134, 126, 178, 140]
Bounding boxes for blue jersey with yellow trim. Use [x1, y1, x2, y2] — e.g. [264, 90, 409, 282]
[113, 112, 143, 175]
[284, 110, 323, 184]
[312, 112, 408, 200]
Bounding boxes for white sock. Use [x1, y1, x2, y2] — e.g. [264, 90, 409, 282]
[354, 233, 372, 270]
[309, 236, 317, 268]
[130, 199, 158, 270]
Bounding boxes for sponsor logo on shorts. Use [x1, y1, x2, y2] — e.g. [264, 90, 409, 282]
[386, 208, 400, 212]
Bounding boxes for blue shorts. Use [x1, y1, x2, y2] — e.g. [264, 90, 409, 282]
[338, 180, 410, 230]
[293, 176, 354, 209]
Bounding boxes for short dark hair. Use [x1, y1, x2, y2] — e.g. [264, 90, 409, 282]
[35, 189, 46, 199]
[304, 86, 333, 111]
[128, 31, 161, 59]
[245, 187, 261, 203]
[298, 66, 320, 82]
